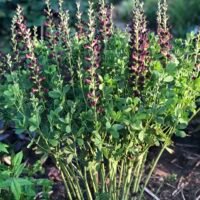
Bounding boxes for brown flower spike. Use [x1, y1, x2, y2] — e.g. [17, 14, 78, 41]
[157, 0, 172, 59]
[84, 1, 101, 107]
[13, 6, 45, 98]
[98, 0, 113, 40]
[129, 0, 149, 96]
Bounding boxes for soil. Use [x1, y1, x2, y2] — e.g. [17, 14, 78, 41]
[145, 115, 200, 200]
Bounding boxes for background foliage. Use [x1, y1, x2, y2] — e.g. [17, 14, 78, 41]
[0, 0, 200, 52]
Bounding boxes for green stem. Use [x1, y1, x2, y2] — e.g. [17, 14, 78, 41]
[117, 159, 124, 198]
[60, 168, 73, 200]
[84, 167, 93, 200]
[113, 166, 117, 200]
[101, 161, 106, 193]
[109, 160, 117, 199]
[133, 151, 148, 194]
[138, 143, 167, 200]
[59, 162, 77, 199]
[136, 152, 147, 192]
[189, 107, 200, 122]
[67, 164, 84, 200]
[111, 161, 118, 200]
[124, 161, 134, 200]
[89, 169, 97, 194]
[121, 159, 130, 200]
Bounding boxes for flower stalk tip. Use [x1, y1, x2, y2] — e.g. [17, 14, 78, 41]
[129, 0, 149, 95]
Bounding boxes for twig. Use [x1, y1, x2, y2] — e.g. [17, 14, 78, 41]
[181, 190, 186, 200]
[172, 160, 200, 197]
[144, 187, 160, 200]
[172, 176, 185, 197]
[195, 189, 200, 200]
[165, 182, 176, 189]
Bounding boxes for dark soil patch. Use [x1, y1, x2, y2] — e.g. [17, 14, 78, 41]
[145, 116, 200, 200]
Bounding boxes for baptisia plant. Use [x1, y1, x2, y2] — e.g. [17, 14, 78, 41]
[0, 0, 200, 199]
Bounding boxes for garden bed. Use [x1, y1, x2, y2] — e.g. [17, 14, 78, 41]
[0, 0, 200, 199]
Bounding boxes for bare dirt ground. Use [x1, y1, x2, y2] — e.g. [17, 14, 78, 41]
[146, 116, 200, 200]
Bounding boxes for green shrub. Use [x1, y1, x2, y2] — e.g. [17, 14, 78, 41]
[0, 0, 199, 199]
[0, 143, 52, 200]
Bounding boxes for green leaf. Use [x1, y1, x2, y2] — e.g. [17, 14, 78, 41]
[48, 90, 61, 99]
[63, 85, 70, 94]
[99, 84, 104, 90]
[106, 121, 111, 129]
[110, 129, 119, 139]
[49, 139, 59, 147]
[163, 76, 174, 82]
[109, 124, 124, 139]
[65, 113, 70, 124]
[112, 124, 124, 130]
[0, 178, 12, 189]
[15, 128, 25, 134]
[166, 62, 177, 74]
[175, 130, 187, 138]
[65, 125, 71, 134]
[12, 152, 23, 168]
[102, 148, 109, 159]
[29, 115, 38, 126]
[17, 178, 33, 186]
[0, 142, 8, 153]
[194, 77, 200, 90]
[44, 65, 57, 74]
[13, 164, 25, 177]
[178, 118, 188, 129]
[124, 107, 132, 113]
[11, 178, 21, 200]
[138, 131, 145, 141]
[34, 178, 52, 186]
[29, 125, 37, 132]
[77, 139, 84, 146]
[153, 61, 163, 72]
[136, 113, 147, 120]
[131, 121, 143, 131]
[67, 154, 73, 164]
